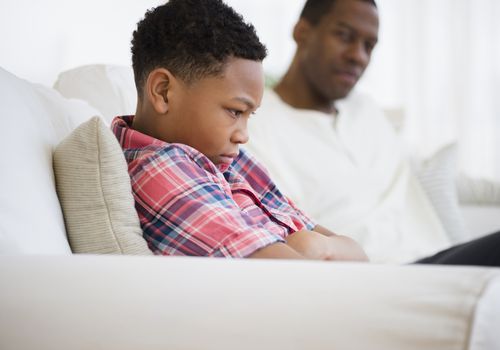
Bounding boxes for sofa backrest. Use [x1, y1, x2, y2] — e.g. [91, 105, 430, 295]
[0, 67, 101, 254]
[54, 64, 137, 124]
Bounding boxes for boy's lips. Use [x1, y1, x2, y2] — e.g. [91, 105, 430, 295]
[219, 153, 238, 164]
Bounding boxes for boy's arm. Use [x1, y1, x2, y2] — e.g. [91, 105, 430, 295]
[248, 227, 369, 261]
[248, 242, 306, 259]
[248, 230, 347, 260]
[313, 225, 369, 261]
[313, 224, 338, 237]
[286, 229, 370, 262]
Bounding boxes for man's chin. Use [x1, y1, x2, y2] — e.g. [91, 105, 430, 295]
[329, 88, 353, 101]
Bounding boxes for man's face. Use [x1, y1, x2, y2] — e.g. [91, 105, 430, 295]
[298, 0, 379, 101]
[161, 58, 264, 167]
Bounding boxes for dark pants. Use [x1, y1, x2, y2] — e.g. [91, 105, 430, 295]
[415, 231, 500, 267]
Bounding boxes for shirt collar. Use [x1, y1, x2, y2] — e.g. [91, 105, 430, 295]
[112, 115, 234, 173]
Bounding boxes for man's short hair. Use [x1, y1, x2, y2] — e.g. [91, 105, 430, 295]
[300, 0, 377, 25]
[131, 0, 267, 96]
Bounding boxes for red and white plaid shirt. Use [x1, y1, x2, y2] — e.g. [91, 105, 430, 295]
[112, 116, 315, 257]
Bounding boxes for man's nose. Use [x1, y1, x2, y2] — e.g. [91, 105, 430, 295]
[346, 41, 370, 67]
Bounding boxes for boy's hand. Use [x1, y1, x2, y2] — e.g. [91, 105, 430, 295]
[285, 230, 369, 262]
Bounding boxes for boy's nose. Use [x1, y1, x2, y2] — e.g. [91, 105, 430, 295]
[231, 124, 249, 144]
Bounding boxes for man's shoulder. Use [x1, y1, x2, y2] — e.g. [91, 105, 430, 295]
[337, 90, 383, 115]
[257, 88, 293, 114]
[255, 88, 330, 123]
[337, 90, 394, 129]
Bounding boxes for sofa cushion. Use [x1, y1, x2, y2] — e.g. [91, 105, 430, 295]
[0, 67, 100, 254]
[53, 116, 152, 255]
[54, 64, 137, 124]
[414, 144, 468, 243]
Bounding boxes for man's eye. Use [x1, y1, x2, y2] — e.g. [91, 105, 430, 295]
[365, 41, 376, 54]
[335, 30, 352, 42]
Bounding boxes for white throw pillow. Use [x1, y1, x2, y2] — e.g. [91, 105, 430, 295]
[53, 116, 152, 255]
[0, 67, 101, 254]
[54, 64, 137, 124]
[414, 144, 468, 243]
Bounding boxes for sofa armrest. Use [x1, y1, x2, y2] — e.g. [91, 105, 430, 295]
[457, 174, 500, 206]
[1, 255, 499, 350]
[461, 204, 500, 240]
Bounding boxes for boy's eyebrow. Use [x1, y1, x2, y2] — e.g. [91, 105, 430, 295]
[232, 97, 257, 110]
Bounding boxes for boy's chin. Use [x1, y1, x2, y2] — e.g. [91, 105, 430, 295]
[216, 162, 231, 173]
[208, 155, 235, 172]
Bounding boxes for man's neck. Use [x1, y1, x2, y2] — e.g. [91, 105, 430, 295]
[274, 61, 337, 115]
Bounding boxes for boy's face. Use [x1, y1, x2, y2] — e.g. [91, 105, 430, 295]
[159, 58, 264, 167]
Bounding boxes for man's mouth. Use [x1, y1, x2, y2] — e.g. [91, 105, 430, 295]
[336, 71, 359, 85]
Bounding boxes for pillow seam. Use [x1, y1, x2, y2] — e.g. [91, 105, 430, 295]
[95, 118, 126, 254]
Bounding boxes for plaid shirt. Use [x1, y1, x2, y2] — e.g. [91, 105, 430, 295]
[112, 116, 315, 258]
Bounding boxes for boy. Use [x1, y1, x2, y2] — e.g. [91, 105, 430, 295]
[113, 0, 500, 265]
[111, 0, 367, 260]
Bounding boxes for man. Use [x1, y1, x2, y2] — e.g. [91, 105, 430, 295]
[245, 0, 452, 263]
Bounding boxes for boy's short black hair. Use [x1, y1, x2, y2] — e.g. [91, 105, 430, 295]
[300, 0, 377, 25]
[131, 0, 267, 96]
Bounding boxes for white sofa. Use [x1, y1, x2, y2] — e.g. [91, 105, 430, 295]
[1, 66, 500, 350]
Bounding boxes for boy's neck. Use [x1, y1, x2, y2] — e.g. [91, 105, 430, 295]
[132, 102, 156, 138]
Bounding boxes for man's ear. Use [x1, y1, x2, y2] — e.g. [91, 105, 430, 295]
[293, 18, 313, 47]
[145, 68, 173, 115]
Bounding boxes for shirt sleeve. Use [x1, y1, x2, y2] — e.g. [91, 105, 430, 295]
[130, 148, 285, 258]
[233, 148, 317, 231]
[284, 196, 316, 231]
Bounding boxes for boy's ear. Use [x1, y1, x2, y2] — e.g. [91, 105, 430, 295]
[145, 68, 173, 115]
[293, 18, 313, 47]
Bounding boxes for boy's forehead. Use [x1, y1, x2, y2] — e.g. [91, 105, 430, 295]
[181, 58, 263, 107]
[199, 58, 263, 87]
[217, 58, 264, 103]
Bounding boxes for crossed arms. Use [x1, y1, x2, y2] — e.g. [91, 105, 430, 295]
[249, 224, 369, 261]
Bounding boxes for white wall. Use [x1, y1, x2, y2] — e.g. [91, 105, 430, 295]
[0, 0, 162, 85]
[0, 0, 393, 109]
[0, 0, 303, 86]
[0, 0, 402, 107]
[1, 0, 499, 179]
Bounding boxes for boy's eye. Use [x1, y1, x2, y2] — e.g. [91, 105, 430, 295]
[228, 109, 243, 118]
